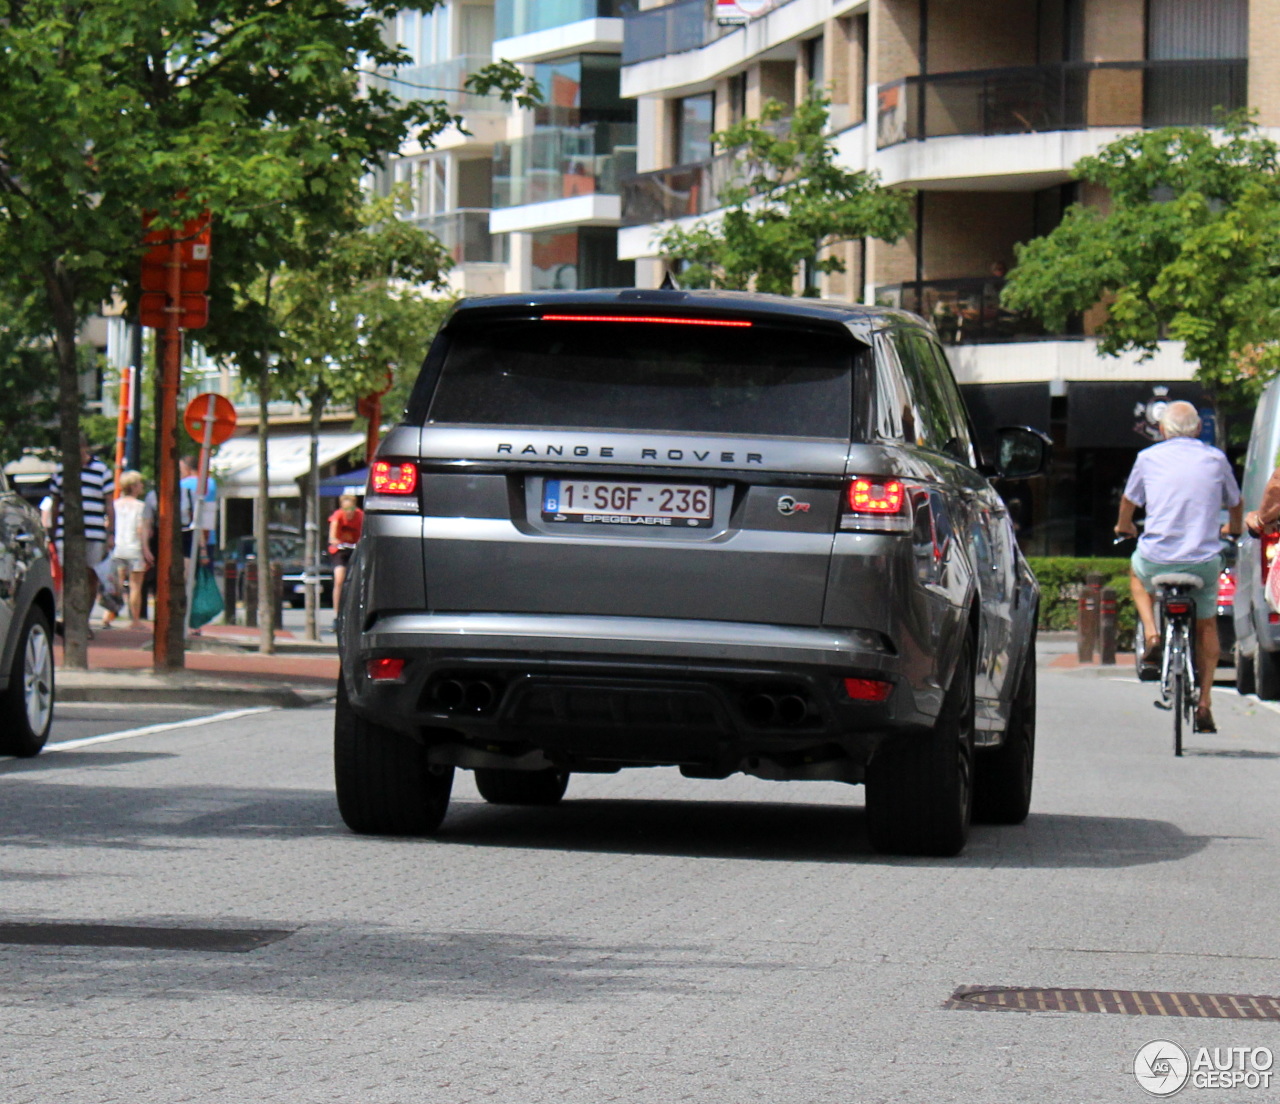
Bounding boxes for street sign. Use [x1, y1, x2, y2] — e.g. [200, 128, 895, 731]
[183, 393, 237, 447]
[140, 290, 209, 329]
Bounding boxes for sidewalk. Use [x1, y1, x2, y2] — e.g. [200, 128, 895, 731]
[55, 621, 339, 708]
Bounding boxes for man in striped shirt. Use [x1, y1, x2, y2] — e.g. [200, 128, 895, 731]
[50, 436, 115, 616]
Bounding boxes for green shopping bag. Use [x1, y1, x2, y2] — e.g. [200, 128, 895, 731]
[190, 561, 225, 629]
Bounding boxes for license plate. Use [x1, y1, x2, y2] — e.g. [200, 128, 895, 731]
[542, 479, 714, 528]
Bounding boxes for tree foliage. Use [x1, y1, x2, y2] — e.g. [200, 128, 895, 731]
[657, 95, 913, 295]
[1002, 119, 1280, 398]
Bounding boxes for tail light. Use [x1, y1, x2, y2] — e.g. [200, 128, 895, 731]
[370, 461, 418, 495]
[841, 477, 911, 532]
[843, 677, 892, 702]
[367, 657, 406, 681]
[1165, 599, 1193, 616]
[1263, 531, 1280, 571]
[1217, 568, 1236, 607]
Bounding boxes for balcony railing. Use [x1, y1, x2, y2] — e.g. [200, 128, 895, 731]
[368, 55, 510, 112]
[620, 151, 745, 224]
[877, 58, 1247, 149]
[497, 0, 624, 39]
[876, 279, 1072, 345]
[623, 0, 733, 65]
[493, 123, 638, 208]
[410, 209, 509, 265]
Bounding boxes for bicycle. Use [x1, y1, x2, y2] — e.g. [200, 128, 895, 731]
[1150, 573, 1203, 757]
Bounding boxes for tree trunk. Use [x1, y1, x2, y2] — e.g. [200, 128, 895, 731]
[304, 389, 324, 642]
[48, 268, 89, 668]
[255, 372, 275, 655]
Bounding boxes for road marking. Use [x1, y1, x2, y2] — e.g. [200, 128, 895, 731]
[43, 707, 275, 752]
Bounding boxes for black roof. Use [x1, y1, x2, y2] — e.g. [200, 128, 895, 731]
[448, 288, 927, 343]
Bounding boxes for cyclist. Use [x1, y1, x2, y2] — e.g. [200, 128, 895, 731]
[1114, 401, 1242, 733]
[327, 493, 364, 620]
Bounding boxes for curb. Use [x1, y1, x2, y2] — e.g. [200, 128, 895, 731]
[56, 683, 334, 709]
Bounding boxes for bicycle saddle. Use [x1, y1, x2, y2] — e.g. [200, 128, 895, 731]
[1151, 573, 1204, 589]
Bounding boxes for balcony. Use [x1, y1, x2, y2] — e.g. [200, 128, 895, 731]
[620, 152, 745, 225]
[410, 209, 509, 264]
[497, 0, 624, 40]
[369, 56, 510, 112]
[493, 123, 638, 208]
[622, 0, 730, 65]
[877, 59, 1247, 149]
[876, 279, 1070, 345]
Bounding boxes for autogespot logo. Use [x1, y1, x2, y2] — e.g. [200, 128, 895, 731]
[1135, 1041, 1190, 1096]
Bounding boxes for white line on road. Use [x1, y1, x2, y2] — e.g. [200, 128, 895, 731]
[42, 707, 276, 752]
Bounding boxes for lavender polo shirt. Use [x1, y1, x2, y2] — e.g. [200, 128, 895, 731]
[1124, 436, 1241, 564]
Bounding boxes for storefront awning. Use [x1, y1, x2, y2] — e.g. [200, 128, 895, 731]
[214, 432, 365, 499]
[318, 466, 369, 497]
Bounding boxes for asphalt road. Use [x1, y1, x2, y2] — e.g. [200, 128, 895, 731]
[3, 659, 1280, 1103]
[49, 702, 225, 744]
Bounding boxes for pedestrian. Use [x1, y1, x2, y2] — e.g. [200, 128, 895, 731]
[328, 493, 364, 620]
[48, 435, 115, 629]
[179, 455, 218, 567]
[1114, 401, 1242, 733]
[110, 471, 152, 627]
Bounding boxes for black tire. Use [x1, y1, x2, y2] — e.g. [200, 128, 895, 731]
[1235, 644, 1256, 696]
[974, 648, 1035, 825]
[1255, 646, 1280, 701]
[866, 637, 975, 857]
[333, 677, 453, 835]
[473, 768, 569, 806]
[0, 606, 55, 758]
[1172, 667, 1186, 757]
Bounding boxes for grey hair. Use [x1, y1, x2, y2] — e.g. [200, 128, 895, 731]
[1160, 400, 1202, 439]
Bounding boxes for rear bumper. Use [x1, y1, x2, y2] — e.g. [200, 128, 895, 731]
[343, 612, 935, 772]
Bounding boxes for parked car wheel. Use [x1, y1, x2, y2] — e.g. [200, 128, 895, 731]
[866, 637, 975, 857]
[333, 678, 453, 835]
[973, 645, 1035, 825]
[1235, 644, 1256, 696]
[0, 606, 54, 758]
[473, 768, 569, 806]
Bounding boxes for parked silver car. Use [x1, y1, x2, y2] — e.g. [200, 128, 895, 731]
[0, 466, 56, 756]
[335, 290, 1047, 856]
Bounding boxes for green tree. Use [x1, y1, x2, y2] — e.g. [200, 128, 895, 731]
[0, 0, 533, 666]
[1002, 119, 1280, 402]
[657, 94, 913, 295]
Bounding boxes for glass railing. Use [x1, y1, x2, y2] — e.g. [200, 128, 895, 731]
[876, 59, 1248, 148]
[493, 123, 638, 208]
[410, 209, 509, 265]
[876, 279, 1071, 344]
[368, 55, 509, 112]
[620, 151, 746, 224]
[496, 0, 625, 39]
[623, 0, 730, 65]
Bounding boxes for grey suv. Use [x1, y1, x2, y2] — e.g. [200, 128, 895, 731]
[335, 290, 1046, 856]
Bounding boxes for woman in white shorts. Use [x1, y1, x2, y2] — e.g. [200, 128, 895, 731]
[111, 471, 153, 627]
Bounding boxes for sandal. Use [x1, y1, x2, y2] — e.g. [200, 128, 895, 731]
[1194, 707, 1216, 734]
[1139, 639, 1162, 681]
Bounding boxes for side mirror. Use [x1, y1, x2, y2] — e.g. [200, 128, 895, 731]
[995, 425, 1052, 480]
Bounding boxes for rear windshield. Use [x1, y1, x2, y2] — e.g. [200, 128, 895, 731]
[425, 318, 854, 439]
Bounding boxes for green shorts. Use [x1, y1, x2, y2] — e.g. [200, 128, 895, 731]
[1131, 551, 1222, 619]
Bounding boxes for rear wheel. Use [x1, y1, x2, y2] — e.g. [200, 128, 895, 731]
[1255, 646, 1280, 701]
[333, 677, 453, 835]
[473, 768, 569, 806]
[1172, 665, 1186, 757]
[1235, 644, 1256, 696]
[866, 637, 975, 857]
[974, 648, 1035, 825]
[0, 606, 54, 758]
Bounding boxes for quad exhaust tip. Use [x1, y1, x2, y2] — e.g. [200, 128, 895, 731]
[742, 691, 810, 728]
[432, 678, 498, 714]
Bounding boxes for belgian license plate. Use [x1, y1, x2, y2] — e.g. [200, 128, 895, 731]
[542, 479, 714, 528]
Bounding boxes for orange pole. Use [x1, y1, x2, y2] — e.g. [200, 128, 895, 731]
[153, 234, 184, 670]
[112, 366, 131, 499]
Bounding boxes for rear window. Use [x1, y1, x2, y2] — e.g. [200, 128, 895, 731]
[425, 318, 855, 439]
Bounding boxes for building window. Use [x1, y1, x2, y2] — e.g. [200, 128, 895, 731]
[675, 93, 714, 166]
[804, 36, 825, 92]
[531, 228, 634, 290]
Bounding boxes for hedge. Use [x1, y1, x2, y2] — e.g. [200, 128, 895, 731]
[1025, 556, 1137, 644]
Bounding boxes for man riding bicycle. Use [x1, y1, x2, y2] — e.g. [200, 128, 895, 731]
[1114, 401, 1242, 734]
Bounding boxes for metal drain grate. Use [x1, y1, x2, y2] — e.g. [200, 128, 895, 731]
[947, 986, 1280, 1019]
[0, 922, 293, 954]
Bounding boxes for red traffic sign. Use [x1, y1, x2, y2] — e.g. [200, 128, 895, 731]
[140, 290, 208, 330]
[184, 393, 237, 447]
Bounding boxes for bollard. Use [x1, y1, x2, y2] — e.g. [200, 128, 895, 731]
[244, 561, 258, 629]
[271, 562, 284, 630]
[223, 560, 238, 625]
[1077, 574, 1104, 664]
[1099, 586, 1117, 665]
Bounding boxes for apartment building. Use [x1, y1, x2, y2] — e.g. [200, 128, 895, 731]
[618, 0, 1260, 553]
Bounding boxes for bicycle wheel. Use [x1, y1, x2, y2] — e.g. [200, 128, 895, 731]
[1171, 626, 1187, 757]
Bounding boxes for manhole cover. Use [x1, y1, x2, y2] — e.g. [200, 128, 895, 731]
[947, 986, 1280, 1019]
[0, 922, 293, 954]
